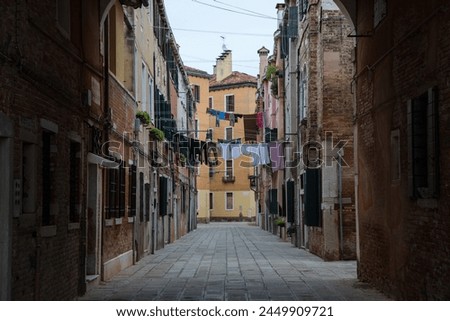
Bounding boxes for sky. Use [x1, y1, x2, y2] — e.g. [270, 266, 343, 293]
[163, 0, 279, 76]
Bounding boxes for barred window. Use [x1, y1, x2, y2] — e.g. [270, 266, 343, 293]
[407, 87, 439, 199]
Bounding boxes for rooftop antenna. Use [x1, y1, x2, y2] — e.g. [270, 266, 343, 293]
[221, 36, 227, 51]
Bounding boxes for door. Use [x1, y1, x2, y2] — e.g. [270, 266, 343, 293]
[86, 164, 102, 278]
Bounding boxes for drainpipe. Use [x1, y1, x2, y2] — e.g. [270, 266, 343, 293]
[338, 152, 344, 259]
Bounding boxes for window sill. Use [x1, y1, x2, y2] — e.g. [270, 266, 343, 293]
[104, 219, 114, 227]
[68, 222, 80, 230]
[41, 225, 57, 238]
[417, 198, 438, 209]
[115, 217, 123, 225]
[128, 216, 135, 223]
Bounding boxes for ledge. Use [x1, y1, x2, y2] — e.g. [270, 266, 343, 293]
[41, 225, 57, 238]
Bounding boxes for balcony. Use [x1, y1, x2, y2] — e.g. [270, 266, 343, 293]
[222, 175, 235, 183]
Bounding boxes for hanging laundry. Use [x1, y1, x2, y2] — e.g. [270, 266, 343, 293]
[230, 144, 242, 159]
[229, 113, 236, 126]
[257, 112, 264, 129]
[241, 144, 259, 166]
[243, 114, 258, 142]
[269, 141, 285, 172]
[259, 143, 271, 165]
[219, 143, 232, 160]
[216, 113, 220, 127]
[202, 141, 219, 167]
[189, 138, 203, 165]
[240, 143, 271, 166]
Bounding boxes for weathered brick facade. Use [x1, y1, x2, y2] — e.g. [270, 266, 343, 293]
[267, 0, 356, 261]
[354, 0, 450, 299]
[0, 0, 90, 299]
[0, 0, 194, 300]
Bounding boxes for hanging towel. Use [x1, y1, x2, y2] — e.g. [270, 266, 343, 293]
[230, 144, 242, 159]
[219, 143, 232, 160]
[259, 143, 271, 165]
[243, 114, 258, 142]
[269, 141, 285, 171]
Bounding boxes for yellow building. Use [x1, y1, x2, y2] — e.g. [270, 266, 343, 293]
[187, 50, 258, 223]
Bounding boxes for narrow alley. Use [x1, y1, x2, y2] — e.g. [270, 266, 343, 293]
[80, 223, 387, 301]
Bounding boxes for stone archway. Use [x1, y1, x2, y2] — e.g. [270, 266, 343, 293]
[332, 0, 356, 29]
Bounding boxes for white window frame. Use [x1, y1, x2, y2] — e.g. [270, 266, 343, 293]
[225, 94, 235, 112]
[225, 126, 233, 141]
[225, 159, 234, 178]
[209, 96, 214, 109]
[225, 192, 234, 211]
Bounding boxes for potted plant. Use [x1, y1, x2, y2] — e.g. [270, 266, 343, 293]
[136, 110, 150, 126]
[149, 127, 164, 141]
[275, 217, 286, 227]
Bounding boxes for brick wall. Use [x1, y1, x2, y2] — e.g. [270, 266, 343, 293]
[300, 3, 356, 261]
[356, 0, 450, 299]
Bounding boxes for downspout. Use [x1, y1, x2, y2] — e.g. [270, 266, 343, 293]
[338, 152, 344, 259]
[100, 14, 110, 281]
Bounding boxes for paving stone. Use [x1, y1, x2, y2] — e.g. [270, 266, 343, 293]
[79, 223, 388, 301]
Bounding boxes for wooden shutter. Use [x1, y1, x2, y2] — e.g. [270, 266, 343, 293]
[159, 176, 168, 216]
[304, 168, 321, 227]
[286, 180, 295, 223]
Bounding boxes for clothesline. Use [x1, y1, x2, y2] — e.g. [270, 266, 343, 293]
[173, 134, 285, 171]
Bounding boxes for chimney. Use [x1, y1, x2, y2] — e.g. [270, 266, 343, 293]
[257, 46, 270, 79]
[276, 3, 286, 28]
[214, 50, 232, 82]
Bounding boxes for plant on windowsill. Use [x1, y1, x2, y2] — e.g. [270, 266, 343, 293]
[149, 127, 164, 141]
[266, 65, 277, 80]
[136, 110, 150, 126]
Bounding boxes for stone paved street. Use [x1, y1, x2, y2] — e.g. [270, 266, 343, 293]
[79, 223, 388, 301]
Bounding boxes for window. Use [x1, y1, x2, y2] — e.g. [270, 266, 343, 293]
[22, 142, 37, 214]
[195, 119, 199, 138]
[106, 163, 125, 219]
[225, 127, 233, 141]
[304, 168, 322, 227]
[226, 160, 233, 178]
[193, 84, 200, 102]
[209, 97, 213, 109]
[299, 66, 307, 119]
[391, 129, 401, 181]
[139, 172, 144, 222]
[42, 131, 55, 226]
[159, 176, 168, 216]
[144, 183, 150, 221]
[129, 165, 137, 217]
[225, 95, 235, 112]
[226, 192, 233, 210]
[299, 0, 309, 21]
[181, 185, 186, 210]
[56, 0, 71, 38]
[69, 142, 81, 223]
[148, 75, 154, 121]
[141, 63, 148, 113]
[407, 87, 439, 199]
[209, 192, 214, 210]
